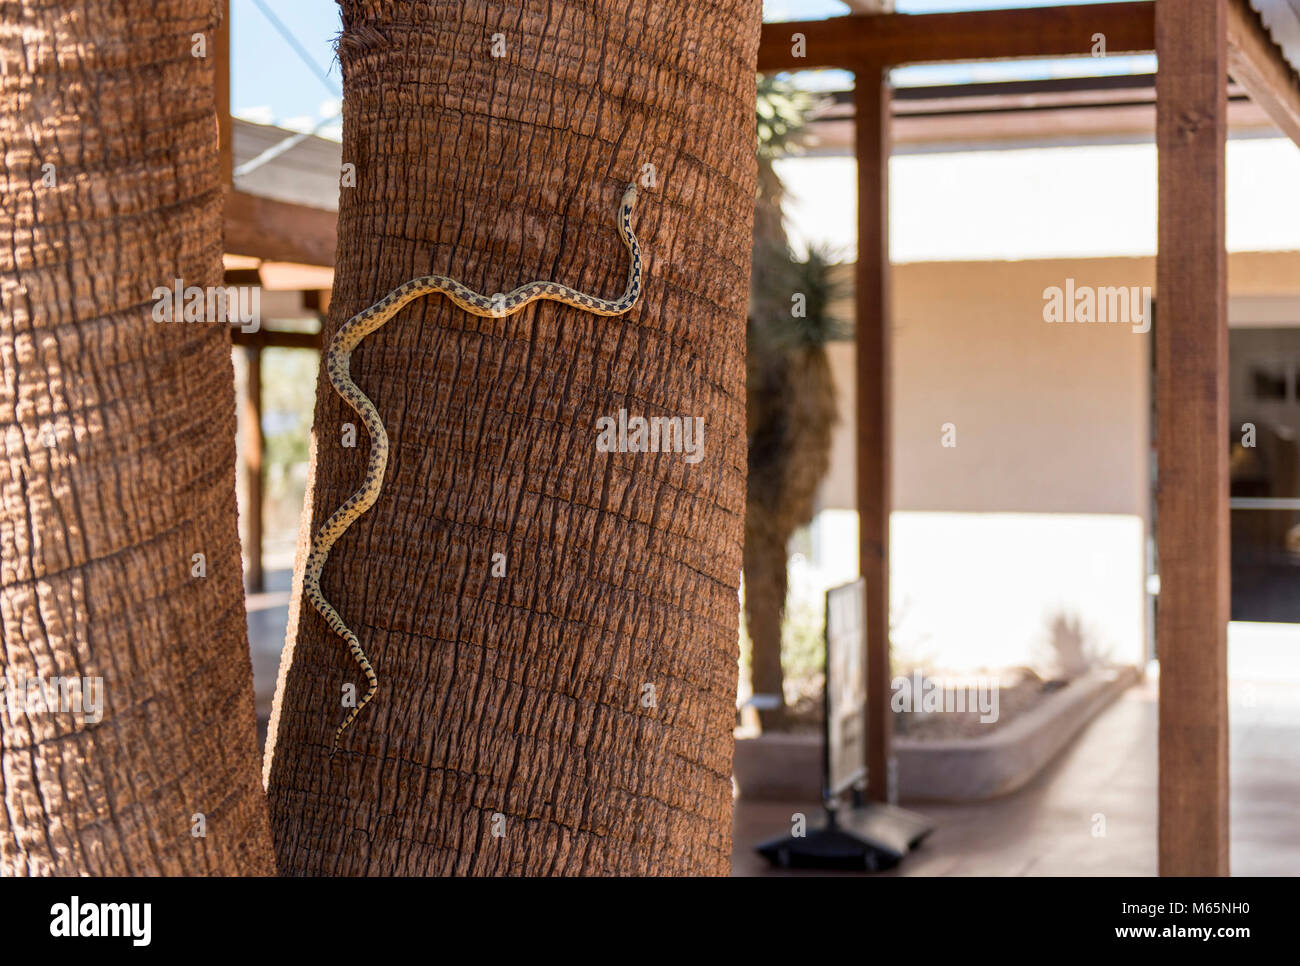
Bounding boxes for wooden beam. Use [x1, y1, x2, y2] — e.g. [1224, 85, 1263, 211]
[223, 267, 262, 286]
[1226, 0, 1300, 147]
[1156, 0, 1231, 877]
[855, 64, 893, 804]
[224, 187, 337, 267]
[230, 328, 322, 351]
[758, 2, 1155, 71]
[803, 97, 1274, 151]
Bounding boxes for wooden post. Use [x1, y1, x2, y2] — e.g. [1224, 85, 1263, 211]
[242, 345, 265, 593]
[855, 63, 893, 803]
[1155, 0, 1230, 876]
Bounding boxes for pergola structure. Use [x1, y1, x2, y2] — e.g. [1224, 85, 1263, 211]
[213, 1, 334, 592]
[759, 0, 1300, 876]
[210, 1, 1300, 875]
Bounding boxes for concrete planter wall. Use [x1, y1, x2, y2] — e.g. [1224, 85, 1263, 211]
[733, 666, 1139, 803]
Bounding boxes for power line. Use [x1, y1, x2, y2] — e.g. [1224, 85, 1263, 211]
[249, 0, 342, 98]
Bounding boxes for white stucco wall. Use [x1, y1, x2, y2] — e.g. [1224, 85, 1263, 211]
[782, 135, 1300, 671]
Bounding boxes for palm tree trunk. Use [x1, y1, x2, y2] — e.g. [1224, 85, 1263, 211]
[744, 522, 790, 728]
[265, 0, 759, 875]
[0, 1, 274, 875]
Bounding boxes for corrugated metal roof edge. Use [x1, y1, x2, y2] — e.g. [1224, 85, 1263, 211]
[1250, 0, 1300, 76]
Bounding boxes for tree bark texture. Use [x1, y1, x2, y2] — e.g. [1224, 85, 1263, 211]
[0, 1, 274, 875]
[265, 0, 759, 875]
[745, 342, 837, 729]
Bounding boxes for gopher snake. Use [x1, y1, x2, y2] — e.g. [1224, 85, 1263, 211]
[306, 183, 643, 757]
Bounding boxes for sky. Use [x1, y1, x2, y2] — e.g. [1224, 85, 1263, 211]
[231, 0, 344, 139]
[231, 0, 1154, 138]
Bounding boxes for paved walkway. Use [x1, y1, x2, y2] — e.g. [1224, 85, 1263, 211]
[734, 625, 1300, 876]
[244, 585, 1299, 875]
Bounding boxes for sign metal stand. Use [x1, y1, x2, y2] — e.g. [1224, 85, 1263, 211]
[757, 577, 934, 871]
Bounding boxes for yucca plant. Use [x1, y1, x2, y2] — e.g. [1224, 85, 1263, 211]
[745, 76, 852, 730]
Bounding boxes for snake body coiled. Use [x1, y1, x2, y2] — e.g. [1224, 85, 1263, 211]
[306, 183, 643, 757]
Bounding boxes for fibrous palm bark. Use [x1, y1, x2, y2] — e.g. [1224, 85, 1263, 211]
[265, 0, 759, 875]
[745, 338, 838, 727]
[745, 83, 840, 728]
[0, 1, 273, 875]
[748, 81, 837, 728]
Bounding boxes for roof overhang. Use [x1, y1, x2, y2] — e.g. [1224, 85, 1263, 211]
[759, 1, 1300, 150]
